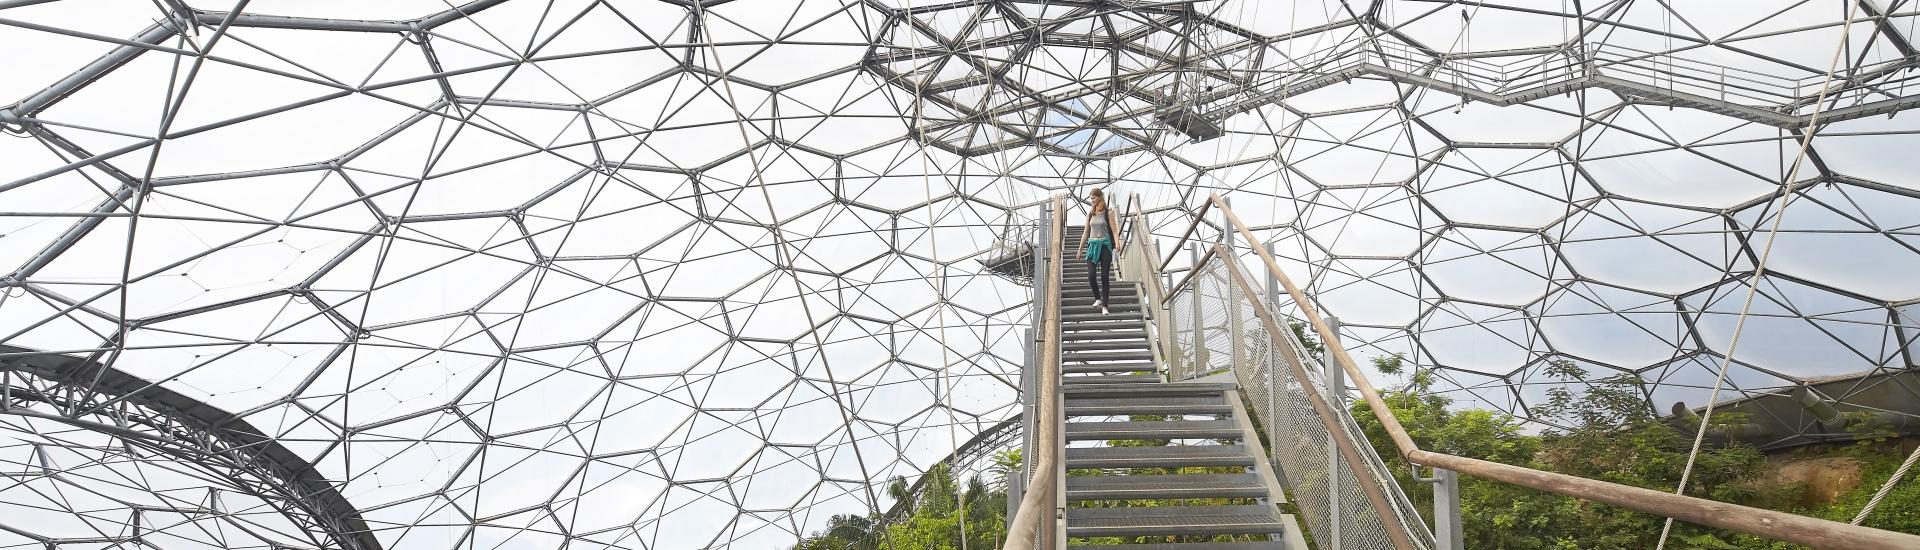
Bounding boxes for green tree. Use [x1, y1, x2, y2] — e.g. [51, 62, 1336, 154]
[1349, 357, 1788, 548]
[792, 462, 1007, 550]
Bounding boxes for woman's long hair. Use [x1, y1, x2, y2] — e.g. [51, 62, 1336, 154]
[1089, 188, 1107, 216]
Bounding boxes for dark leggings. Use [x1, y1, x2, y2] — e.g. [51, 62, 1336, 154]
[1087, 253, 1112, 303]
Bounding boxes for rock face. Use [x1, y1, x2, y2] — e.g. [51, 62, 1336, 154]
[1770, 456, 1865, 507]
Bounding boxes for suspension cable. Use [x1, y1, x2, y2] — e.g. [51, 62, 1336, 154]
[1852, 443, 1920, 525]
[909, 0, 970, 546]
[1652, 2, 1863, 548]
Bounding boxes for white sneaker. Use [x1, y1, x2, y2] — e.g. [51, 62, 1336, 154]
[1091, 299, 1104, 308]
[1100, 305, 1111, 315]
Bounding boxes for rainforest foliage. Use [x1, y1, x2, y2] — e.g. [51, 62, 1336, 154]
[1354, 354, 1920, 549]
[789, 454, 1016, 550]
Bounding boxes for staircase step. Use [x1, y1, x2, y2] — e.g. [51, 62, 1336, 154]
[1060, 297, 1139, 305]
[1062, 340, 1150, 352]
[1067, 473, 1267, 500]
[1062, 374, 1161, 385]
[1062, 303, 1142, 315]
[1063, 350, 1154, 362]
[1059, 288, 1128, 296]
[1060, 320, 1144, 332]
[1066, 394, 1229, 416]
[1062, 382, 1236, 396]
[1060, 295, 1141, 306]
[1063, 312, 1145, 323]
[1075, 542, 1286, 550]
[1063, 361, 1156, 374]
[1065, 420, 1241, 441]
[1061, 330, 1148, 342]
[1065, 445, 1255, 469]
[1065, 505, 1287, 538]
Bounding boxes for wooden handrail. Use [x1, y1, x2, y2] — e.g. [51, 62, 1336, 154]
[1004, 195, 1066, 550]
[1202, 192, 1920, 550]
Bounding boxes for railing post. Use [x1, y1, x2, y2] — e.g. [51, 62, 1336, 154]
[1325, 314, 1345, 550]
[1434, 468, 1464, 550]
[1189, 242, 1206, 378]
[1265, 242, 1280, 308]
[1227, 256, 1244, 374]
[1218, 197, 1232, 247]
[1011, 324, 1034, 521]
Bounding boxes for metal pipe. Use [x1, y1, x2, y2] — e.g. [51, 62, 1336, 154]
[1792, 387, 1846, 431]
[1156, 198, 1216, 272]
[1206, 192, 1920, 550]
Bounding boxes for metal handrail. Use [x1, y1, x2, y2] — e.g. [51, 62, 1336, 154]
[1004, 195, 1065, 550]
[1155, 197, 1215, 273]
[1177, 192, 1920, 549]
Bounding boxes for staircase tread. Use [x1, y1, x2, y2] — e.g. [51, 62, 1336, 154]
[1065, 445, 1254, 466]
[1074, 543, 1285, 550]
[1064, 420, 1242, 440]
[1067, 393, 1222, 403]
[1067, 473, 1266, 496]
[1062, 374, 1162, 385]
[1065, 505, 1287, 537]
[1064, 350, 1153, 359]
[1060, 330, 1149, 340]
[1065, 395, 1228, 416]
[1062, 303, 1143, 311]
[1062, 382, 1236, 394]
[1063, 364, 1157, 374]
[1062, 341, 1151, 350]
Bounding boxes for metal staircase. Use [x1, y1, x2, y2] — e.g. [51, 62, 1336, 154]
[1055, 225, 1301, 549]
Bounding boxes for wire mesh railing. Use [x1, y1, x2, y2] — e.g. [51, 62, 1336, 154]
[1162, 245, 1435, 550]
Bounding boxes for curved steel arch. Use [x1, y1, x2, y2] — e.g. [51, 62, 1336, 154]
[0, 345, 381, 550]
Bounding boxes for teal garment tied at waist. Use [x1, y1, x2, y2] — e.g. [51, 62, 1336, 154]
[1083, 237, 1112, 263]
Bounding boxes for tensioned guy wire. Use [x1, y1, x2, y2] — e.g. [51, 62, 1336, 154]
[1653, 2, 1863, 548]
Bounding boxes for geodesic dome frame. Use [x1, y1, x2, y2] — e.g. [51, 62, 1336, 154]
[2, 0, 1919, 548]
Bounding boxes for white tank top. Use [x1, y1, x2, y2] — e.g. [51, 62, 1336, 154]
[1088, 212, 1111, 239]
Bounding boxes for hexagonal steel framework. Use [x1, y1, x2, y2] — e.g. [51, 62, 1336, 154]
[1, 0, 1917, 548]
